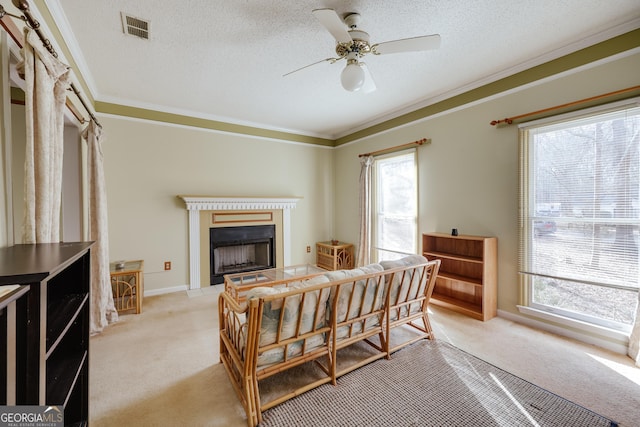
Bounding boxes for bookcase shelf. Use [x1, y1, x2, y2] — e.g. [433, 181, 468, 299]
[422, 233, 497, 321]
[425, 251, 484, 264]
[430, 293, 483, 317]
[0, 242, 93, 425]
[46, 294, 88, 354]
[437, 271, 483, 287]
[0, 284, 30, 405]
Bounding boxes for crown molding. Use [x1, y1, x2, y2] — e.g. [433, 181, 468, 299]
[335, 26, 640, 146]
[37, 1, 640, 148]
[95, 100, 335, 146]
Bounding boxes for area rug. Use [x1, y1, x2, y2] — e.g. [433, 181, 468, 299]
[259, 340, 617, 427]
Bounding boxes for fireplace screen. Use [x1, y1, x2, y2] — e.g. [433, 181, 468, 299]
[210, 225, 275, 284]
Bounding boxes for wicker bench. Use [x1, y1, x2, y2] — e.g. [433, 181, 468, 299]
[218, 256, 440, 427]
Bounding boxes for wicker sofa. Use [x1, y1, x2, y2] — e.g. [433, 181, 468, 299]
[218, 255, 440, 427]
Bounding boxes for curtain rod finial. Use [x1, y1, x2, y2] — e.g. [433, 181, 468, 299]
[490, 119, 510, 126]
[12, 0, 29, 12]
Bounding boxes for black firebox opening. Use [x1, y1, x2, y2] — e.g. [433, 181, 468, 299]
[209, 224, 275, 285]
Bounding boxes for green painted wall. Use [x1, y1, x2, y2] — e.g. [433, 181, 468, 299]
[332, 51, 639, 349]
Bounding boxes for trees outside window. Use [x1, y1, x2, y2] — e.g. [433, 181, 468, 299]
[373, 151, 417, 262]
[520, 104, 640, 331]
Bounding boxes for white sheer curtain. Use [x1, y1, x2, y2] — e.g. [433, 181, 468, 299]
[629, 295, 640, 366]
[83, 121, 118, 333]
[356, 155, 373, 267]
[18, 29, 70, 243]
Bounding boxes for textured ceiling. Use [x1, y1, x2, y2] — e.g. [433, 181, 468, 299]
[37, 0, 640, 139]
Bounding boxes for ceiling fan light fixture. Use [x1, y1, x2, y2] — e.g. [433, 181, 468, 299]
[341, 61, 365, 92]
[287, 8, 441, 93]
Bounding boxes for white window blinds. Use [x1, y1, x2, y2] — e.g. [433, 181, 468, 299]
[519, 101, 640, 327]
[373, 150, 417, 261]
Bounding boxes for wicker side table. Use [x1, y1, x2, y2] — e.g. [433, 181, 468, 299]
[316, 241, 354, 271]
[110, 260, 144, 314]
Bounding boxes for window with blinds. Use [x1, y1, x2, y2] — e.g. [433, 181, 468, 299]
[372, 150, 417, 262]
[519, 101, 640, 331]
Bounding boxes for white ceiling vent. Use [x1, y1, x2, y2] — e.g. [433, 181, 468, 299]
[121, 12, 150, 40]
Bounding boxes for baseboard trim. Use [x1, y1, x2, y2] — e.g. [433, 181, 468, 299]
[144, 285, 188, 297]
[498, 309, 629, 355]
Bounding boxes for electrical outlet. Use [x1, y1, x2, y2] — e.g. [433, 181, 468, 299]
[306, 246, 311, 253]
[164, 261, 171, 271]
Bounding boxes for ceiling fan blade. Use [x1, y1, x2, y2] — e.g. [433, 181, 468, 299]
[372, 34, 441, 55]
[360, 63, 377, 93]
[312, 8, 352, 44]
[283, 57, 342, 77]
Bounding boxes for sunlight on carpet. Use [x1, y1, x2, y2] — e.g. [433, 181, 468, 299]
[586, 352, 640, 387]
[259, 340, 617, 427]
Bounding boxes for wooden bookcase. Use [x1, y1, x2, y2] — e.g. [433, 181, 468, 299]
[0, 242, 93, 425]
[422, 233, 497, 321]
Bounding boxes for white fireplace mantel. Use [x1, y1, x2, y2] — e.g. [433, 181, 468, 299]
[178, 196, 301, 289]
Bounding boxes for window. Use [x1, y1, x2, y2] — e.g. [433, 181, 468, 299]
[519, 101, 640, 332]
[372, 150, 417, 262]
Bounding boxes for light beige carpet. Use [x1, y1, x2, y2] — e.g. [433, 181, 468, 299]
[260, 340, 616, 426]
[89, 287, 640, 427]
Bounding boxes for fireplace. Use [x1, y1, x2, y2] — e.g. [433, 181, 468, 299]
[179, 196, 301, 289]
[210, 225, 275, 284]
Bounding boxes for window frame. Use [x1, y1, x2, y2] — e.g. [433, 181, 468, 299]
[518, 99, 640, 334]
[371, 149, 418, 262]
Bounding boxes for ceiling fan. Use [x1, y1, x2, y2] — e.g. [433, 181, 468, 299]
[284, 8, 441, 93]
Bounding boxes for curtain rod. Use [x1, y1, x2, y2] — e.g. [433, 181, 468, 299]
[358, 138, 430, 158]
[0, 0, 101, 128]
[490, 85, 640, 127]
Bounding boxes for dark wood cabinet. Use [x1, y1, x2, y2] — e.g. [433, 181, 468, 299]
[0, 242, 92, 425]
[1, 284, 30, 405]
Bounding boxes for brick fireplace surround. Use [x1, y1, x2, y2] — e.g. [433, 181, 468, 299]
[179, 196, 301, 289]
